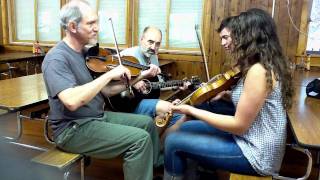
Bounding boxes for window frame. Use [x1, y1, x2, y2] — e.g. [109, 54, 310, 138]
[3, 0, 211, 57]
[8, 0, 64, 45]
[306, 0, 320, 54]
[94, 0, 132, 48]
[133, 0, 211, 55]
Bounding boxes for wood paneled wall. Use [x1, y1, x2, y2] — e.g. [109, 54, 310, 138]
[0, 0, 313, 82]
[161, 0, 313, 82]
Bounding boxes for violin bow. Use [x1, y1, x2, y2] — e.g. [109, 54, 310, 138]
[195, 24, 210, 82]
[108, 18, 133, 94]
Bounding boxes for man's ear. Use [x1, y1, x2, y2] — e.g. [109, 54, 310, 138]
[67, 21, 78, 33]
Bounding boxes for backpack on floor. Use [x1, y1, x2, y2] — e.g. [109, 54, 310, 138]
[306, 78, 320, 99]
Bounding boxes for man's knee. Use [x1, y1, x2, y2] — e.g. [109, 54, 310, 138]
[134, 130, 153, 151]
[143, 115, 158, 132]
[128, 127, 152, 143]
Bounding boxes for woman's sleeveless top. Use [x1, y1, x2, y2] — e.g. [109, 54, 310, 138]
[231, 78, 287, 176]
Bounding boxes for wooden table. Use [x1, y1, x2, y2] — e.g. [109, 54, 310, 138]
[286, 68, 320, 179]
[0, 74, 48, 151]
[0, 51, 44, 63]
[288, 68, 320, 149]
[0, 73, 48, 111]
[0, 51, 45, 75]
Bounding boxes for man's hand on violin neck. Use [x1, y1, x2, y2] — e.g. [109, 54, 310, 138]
[141, 64, 161, 78]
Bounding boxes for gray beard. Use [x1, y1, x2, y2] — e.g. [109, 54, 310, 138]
[88, 38, 98, 46]
[141, 47, 155, 58]
[143, 52, 152, 58]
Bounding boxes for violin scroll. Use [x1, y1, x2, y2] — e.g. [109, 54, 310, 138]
[155, 112, 172, 128]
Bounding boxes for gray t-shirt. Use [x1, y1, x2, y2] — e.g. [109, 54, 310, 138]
[42, 41, 104, 137]
[120, 46, 163, 82]
[120, 46, 159, 66]
[232, 78, 287, 176]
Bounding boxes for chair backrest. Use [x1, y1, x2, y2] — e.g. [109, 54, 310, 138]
[271, 116, 313, 180]
[44, 116, 55, 144]
[272, 144, 312, 180]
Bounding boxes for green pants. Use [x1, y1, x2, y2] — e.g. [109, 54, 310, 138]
[55, 111, 161, 180]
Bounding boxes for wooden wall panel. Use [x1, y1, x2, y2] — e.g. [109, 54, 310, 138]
[277, 0, 291, 57]
[0, 0, 312, 83]
[1, 0, 8, 45]
[158, 0, 311, 83]
[287, 0, 303, 61]
[209, 0, 226, 76]
[296, 0, 313, 56]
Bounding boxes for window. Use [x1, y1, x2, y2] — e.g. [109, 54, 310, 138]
[89, 0, 127, 46]
[136, 0, 167, 47]
[37, 0, 61, 42]
[136, 0, 203, 50]
[9, 0, 128, 46]
[11, 0, 61, 43]
[99, 0, 127, 45]
[6, 0, 206, 52]
[306, 0, 320, 53]
[13, 0, 36, 41]
[168, 0, 203, 49]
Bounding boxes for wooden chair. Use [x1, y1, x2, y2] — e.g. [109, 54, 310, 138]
[230, 173, 272, 180]
[230, 144, 312, 180]
[0, 63, 18, 79]
[31, 117, 86, 180]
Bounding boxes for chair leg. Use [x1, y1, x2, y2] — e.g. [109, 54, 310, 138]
[62, 157, 85, 180]
[63, 171, 71, 180]
[273, 144, 312, 180]
[81, 157, 85, 180]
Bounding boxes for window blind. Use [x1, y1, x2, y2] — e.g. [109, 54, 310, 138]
[169, 0, 202, 48]
[98, 0, 126, 45]
[37, 0, 60, 41]
[138, 0, 167, 47]
[15, 0, 35, 40]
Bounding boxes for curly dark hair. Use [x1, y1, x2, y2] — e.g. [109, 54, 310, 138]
[227, 8, 293, 109]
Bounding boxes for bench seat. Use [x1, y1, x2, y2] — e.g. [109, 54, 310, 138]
[230, 173, 272, 180]
[32, 148, 84, 180]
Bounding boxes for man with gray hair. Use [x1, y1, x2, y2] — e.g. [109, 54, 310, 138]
[114, 26, 186, 138]
[42, 1, 161, 179]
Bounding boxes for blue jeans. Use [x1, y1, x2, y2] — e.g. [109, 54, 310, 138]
[134, 99, 182, 127]
[164, 120, 257, 176]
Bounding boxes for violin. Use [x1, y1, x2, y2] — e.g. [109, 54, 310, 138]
[155, 67, 241, 127]
[86, 55, 150, 76]
[189, 67, 241, 105]
[86, 45, 170, 77]
[86, 18, 152, 77]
